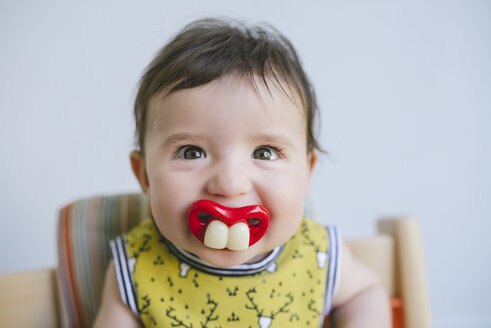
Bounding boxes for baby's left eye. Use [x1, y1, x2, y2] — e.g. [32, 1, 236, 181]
[252, 147, 280, 160]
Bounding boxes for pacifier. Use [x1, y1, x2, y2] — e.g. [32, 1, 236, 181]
[187, 200, 270, 251]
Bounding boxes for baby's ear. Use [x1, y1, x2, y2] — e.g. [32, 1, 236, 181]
[130, 150, 150, 194]
[308, 150, 318, 173]
[306, 150, 318, 187]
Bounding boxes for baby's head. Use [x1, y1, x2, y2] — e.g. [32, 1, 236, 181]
[130, 18, 322, 267]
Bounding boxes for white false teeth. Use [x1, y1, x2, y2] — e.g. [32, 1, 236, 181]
[227, 222, 250, 250]
[204, 220, 228, 249]
[203, 220, 250, 251]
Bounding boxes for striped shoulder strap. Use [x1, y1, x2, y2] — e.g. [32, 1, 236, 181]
[323, 225, 341, 317]
[110, 236, 139, 315]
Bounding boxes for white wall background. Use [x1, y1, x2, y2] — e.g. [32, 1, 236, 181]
[1, 0, 490, 326]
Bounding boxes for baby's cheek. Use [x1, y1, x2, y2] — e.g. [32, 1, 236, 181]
[283, 196, 306, 228]
[268, 208, 303, 244]
[149, 194, 178, 225]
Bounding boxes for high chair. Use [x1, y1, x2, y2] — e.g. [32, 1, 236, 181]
[0, 193, 431, 327]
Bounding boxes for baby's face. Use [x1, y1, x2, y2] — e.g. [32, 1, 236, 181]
[133, 75, 316, 267]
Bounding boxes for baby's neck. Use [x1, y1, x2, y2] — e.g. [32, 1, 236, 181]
[245, 251, 271, 264]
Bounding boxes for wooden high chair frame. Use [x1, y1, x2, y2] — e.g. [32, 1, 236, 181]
[0, 195, 430, 328]
[345, 218, 431, 328]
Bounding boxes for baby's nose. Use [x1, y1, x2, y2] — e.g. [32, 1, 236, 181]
[206, 161, 252, 198]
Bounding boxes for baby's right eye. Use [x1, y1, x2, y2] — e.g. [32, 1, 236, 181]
[175, 145, 206, 160]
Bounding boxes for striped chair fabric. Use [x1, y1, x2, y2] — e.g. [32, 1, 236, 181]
[57, 194, 148, 328]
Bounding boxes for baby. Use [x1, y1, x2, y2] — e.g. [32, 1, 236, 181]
[94, 18, 391, 328]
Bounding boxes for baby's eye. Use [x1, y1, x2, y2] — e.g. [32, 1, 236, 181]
[176, 146, 206, 160]
[252, 147, 281, 160]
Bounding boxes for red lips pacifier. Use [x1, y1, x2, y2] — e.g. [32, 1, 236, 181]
[188, 200, 270, 251]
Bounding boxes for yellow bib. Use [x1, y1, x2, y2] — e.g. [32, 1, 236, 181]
[111, 218, 339, 328]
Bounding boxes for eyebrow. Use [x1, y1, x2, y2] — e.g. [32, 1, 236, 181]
[162, 133, 206, 147]
[255, 134, 295, 149]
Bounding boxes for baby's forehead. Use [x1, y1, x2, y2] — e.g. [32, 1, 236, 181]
[151, 74, 306, 118]
[144, 75, 308, 144]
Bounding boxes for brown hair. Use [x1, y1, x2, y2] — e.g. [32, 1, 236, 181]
[134, 18, 322, 154]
